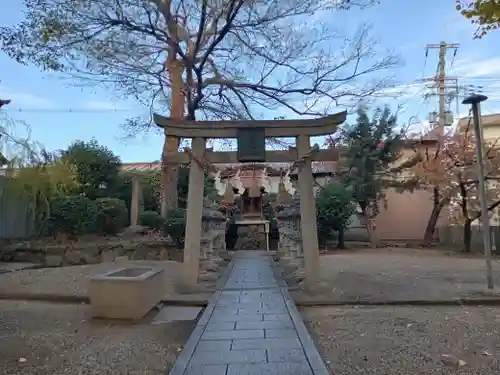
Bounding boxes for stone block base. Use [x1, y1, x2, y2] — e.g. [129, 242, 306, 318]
[89, 267, 166, 320]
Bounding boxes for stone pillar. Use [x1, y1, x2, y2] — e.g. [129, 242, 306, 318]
[296, 134, 320, 289]
[277, 203, 293, 259]
[129, 177, 143, 226]
[182, 137, 206, 289]
[289, 198, 303, 263]
[201, 205, 226, 271]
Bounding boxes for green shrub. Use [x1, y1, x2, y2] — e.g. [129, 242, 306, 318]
[140, 210, 164, 230]
[316, 183, 355, 248]
[95, 197, 128, 235]
[164, 208, 186, 248]
[50, 195, 96, 235]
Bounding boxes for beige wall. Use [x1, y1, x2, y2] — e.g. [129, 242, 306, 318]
[457, 113, 500, 227]
[375, 188, 448, 240]
[484, 126, 500, 142]
[210, 144, 447, 241]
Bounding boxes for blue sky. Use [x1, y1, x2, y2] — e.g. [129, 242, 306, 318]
[1, 0, 500, 162]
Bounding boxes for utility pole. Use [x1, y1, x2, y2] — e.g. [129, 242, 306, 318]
[424, 42, 459, 139]
[463, 94, 494, 290]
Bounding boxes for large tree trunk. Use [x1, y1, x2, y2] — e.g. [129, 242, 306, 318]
[337, 228, 346, 249]
[160, 54, 185, 217]
[423, 204, 442, 245]
[360, 212, 379, 248]
[463, 219, 472, 253]
[160, 135, 181, 216]
[422, 188, 449, 246]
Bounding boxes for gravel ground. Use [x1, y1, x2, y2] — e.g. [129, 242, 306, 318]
[291, 248, 500, 302]
[302, 306, 500, 375]
[0, 300, 194, 375]
[0, 260, 218, 300]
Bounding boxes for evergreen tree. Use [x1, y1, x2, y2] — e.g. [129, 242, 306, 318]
[336, 106, 406, 247]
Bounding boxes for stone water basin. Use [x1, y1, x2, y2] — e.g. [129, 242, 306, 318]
[89, 267, 166, 320]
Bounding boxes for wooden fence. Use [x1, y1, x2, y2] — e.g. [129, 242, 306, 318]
[0, 176, 33, 239]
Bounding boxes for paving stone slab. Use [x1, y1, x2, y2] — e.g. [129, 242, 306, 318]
[266, 348, 308, 363]
[231, 337, 303, 350]
[190, 349, 267, 365]
[227, 362, 314, 375]
[151, 306, 202, 324]
[237, 307, 287, 314]
[262, 313, 293, 322]
[210, 313, 264, 322]
[201, 329, 264, 340]
[206, 321, 236, 331]
[167, 251, 327, 375]
[195, 340, 232, 351]
[235, 320, 293, 330]
[184, 364, 228, 375]
[264, 329, 298, 339]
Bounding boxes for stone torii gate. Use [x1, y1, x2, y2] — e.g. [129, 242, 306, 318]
[154, 112, 347, 290]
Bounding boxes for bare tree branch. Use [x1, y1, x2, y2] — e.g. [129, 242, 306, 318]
[1, 0, 397, 126]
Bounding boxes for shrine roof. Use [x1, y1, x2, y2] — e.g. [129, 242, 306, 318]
[153, 112, 347, 138]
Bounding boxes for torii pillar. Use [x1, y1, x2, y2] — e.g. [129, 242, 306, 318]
[296, 135, 320, 289]
[153, 111, 347, 290]
[182, 137, 206, 289]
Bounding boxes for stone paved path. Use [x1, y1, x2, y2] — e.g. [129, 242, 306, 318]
[169, 251, 328, 375]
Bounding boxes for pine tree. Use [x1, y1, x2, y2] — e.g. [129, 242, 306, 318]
[337, 106, 406, 247]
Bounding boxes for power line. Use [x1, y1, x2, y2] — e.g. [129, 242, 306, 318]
[2, 108, 138, 114]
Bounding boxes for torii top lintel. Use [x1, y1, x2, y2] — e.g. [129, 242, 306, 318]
[153, 111, 347, 138]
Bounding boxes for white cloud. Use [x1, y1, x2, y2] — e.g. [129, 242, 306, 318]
[84, 100, 128, 110]
[376, 82, 425, 99]
[451, 56, 500, 78]
[0, 85, 54, 109]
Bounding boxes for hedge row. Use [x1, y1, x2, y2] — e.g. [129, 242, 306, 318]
[48, 195, 128, 236]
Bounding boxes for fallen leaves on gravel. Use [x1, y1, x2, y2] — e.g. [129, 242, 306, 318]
[440, 354, 467, 367]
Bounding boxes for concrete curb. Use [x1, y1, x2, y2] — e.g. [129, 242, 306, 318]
[167, 254, 236, 375]
[0, 293, 89, 304]
[295, 298, 500, 307]
[0, 293, 212, 306]
[280, 285, 329, 375]
[0, 258, 236, 307]
[268, 258, 329, 375]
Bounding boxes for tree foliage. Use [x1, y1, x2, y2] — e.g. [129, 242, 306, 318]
[49, 195, 97, 235]
[1, 0, 395, 120]
[60, 139, 122, 200]
[1, 0, 396, 211]
[456, 0, 500, 38]
[1, 113, 79, 235]
[177, 165, 220, 207]
[327, 106, 407, 247]
[315, 182, 354, 249]
[94, 197, 129, 235]
[414, 129, 500, 252]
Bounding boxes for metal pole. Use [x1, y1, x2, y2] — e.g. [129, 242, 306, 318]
[438, 42, 446, 140]
[463, 94, 493, 290]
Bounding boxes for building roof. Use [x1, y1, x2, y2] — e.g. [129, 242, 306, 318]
[153, 111, 347, 138]
[457, 113, 500, 132]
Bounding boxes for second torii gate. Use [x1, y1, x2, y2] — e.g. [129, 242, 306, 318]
[154, 112, 347, 290]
